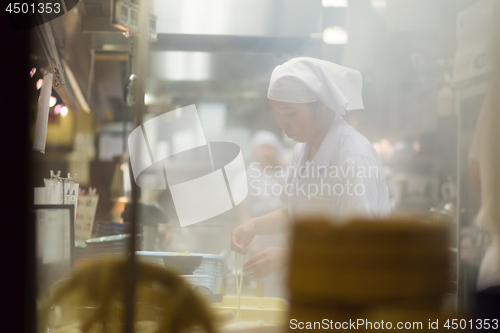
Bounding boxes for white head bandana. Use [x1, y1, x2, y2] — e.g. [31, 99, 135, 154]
[267, 57, 364, 115]
[245, 130, 284, 162]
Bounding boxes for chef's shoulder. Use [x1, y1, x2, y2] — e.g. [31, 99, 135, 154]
[337, 124, 379, 164]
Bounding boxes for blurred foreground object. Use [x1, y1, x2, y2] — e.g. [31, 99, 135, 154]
[287, 217, 455, 331]
[212, 296, 288, 327]
[473, 1, 500, 320]
[37, 257, 215, 333]
[136, 251, 226, 295]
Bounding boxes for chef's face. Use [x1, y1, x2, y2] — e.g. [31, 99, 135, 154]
[269, 99, 325, 143]
[253, 144, 280, 168]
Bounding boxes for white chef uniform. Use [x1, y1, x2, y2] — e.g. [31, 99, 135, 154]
[268, 57, 390, 219]
[280, 113, 390, 220]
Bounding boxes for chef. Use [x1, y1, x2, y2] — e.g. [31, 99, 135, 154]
[231, 57, 390, 279]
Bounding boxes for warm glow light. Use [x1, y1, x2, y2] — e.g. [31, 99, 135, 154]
[54, 104, 61, 115]
[60, 106, 68, 117]
[49, 96, 57, 107]
[371, 0, 386, 8]
[373, 139, 394, 155]
[36, 79, 43, 90]
[413, 140, 421, 152]
[322, 0, 347, 7]
[30, 68, 36, 77]
[323, 26, 348, 45]
[116, 196, 129, 203]
[144, 93, 156, 105]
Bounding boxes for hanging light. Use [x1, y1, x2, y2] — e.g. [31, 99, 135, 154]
[54, 104, 61, 115]
[323, 26, 348, 45]
[36, 79, 43, 90]
[49, 96, 57, 107]
[30, 68, 36, 77]
[60, 106, 68, 117]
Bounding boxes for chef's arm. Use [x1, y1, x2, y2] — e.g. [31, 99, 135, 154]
[231, 207, 290, 254]
[251, 207, 290, 235]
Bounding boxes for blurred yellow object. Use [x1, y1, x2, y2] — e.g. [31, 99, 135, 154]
[55, 321, 158, 333]
[168, 251, 191, 256]
[288, 217, 451, 306]
[212, 296, 288, 326]
[38, 257, 215, 333]
[286, 216, 453, 332]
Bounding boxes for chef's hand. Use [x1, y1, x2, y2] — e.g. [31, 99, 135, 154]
[231, 220, 256, 255]
[243, 247, 286, 279]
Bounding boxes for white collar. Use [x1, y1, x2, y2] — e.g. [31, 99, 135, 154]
[298, 114, 345, 170]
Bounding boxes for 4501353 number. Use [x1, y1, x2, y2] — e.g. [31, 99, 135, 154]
[5, 2, 61, 14]
[444, 319, 499, 330]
